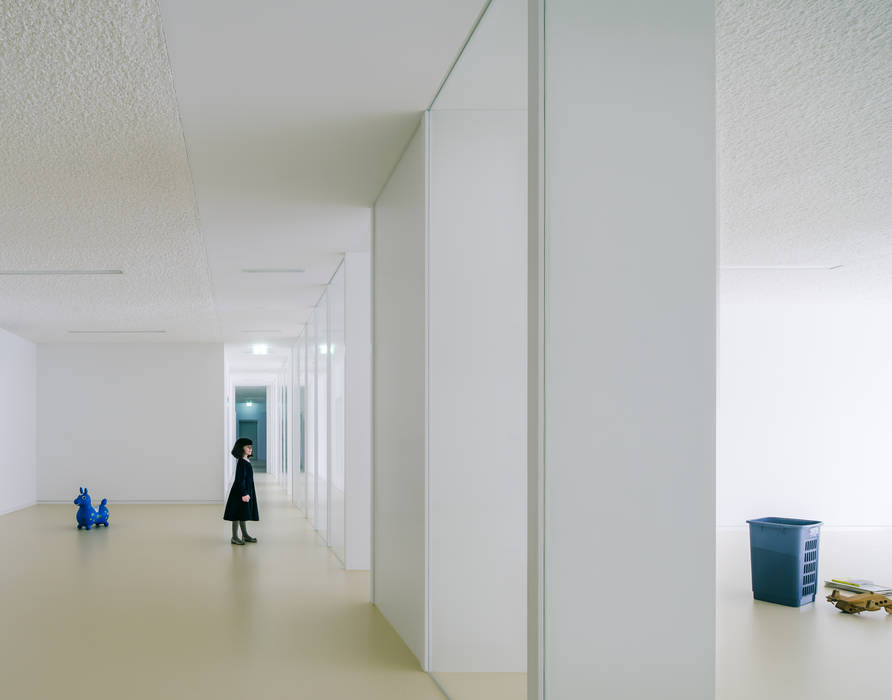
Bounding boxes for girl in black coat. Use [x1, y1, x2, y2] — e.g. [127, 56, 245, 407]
[223, 437, 259, 544]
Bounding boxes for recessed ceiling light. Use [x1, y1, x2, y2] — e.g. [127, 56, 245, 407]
[252, 344, 270, 355]
[720, 265, 843, 271]
[241, 268, 305, 274]
[68, 330, 167, 334]
[0, 269, 124, 276]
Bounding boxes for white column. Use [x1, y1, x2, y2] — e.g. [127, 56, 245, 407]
[530, 1, 716, 697]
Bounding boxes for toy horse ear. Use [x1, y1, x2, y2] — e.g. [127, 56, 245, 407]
[79, 487, 84, 494]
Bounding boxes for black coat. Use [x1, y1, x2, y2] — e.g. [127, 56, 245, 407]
[223, 458, 259, 521]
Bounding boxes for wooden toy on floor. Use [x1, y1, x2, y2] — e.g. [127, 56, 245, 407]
[826, 589, 892, 614]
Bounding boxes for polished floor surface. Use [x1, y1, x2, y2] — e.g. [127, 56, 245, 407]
[434, 672, 526, 700]
[10, 483, 886, 700]
[718, 528, 892, 700]
[0, 475, 444, 700]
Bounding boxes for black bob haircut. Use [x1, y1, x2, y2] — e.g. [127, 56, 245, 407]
[231, 437, 254, 459]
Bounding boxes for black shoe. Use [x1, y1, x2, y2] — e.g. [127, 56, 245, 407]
[231, 537, 245, 545]
[243, 534, 257, 543]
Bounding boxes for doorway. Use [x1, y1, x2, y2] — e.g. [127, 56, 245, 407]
[234, 386, 268, 473]
[238, 420, 258, 448]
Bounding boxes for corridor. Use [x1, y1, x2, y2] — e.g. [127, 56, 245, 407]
[0, 475, 443, 699]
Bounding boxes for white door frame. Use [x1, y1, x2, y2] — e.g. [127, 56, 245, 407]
[229, 372, 281, 486]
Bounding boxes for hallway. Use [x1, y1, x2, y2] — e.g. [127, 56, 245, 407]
[0, 475, 443, 699]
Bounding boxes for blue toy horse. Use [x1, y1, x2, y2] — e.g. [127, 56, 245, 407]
[73, 487, 110, 529]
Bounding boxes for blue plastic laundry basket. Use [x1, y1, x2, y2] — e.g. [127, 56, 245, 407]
[746, 517, 823, 607]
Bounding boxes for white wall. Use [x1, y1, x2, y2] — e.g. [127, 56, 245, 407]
[307, 314, 318, 526]
[426, 0, 528, 674]
[534, 1, 716, 698]
[329, 262, 347, 563]
[314, 291, 330, 538]
[427, 111, 527, 671]
[37, 343, 224, 502]
[224, 353, 233, 501]
[345, 250, 372, 571]
[720, 298, 892, 527]
[292, 332, 308, 512]
[0, 328, 36, 515]
[372, 118, 428, 666]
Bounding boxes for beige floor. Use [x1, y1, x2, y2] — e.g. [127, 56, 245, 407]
[433, 672, 526, 700]
[11, 482, 883, 700]
[718, 528, 892, 700]
[0, 475, 444, 700]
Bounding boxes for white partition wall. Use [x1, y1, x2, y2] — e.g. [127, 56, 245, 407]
[288, 259, 370, 571]
[0, 328, 36, 515]
[292, 330, 308, 512]
[280, 367, 291, 494]
[427, 108, 527, 673]
[316, 291, 330, 539]
[372, 3, 530, 673]
[426, 0, 528, 675]
[529, 1, 716, 698]
[345, 250, 372, 571]
[372, 119, 429, 667]
[307, 316, 317, 526]
[329, 263, 347, 562]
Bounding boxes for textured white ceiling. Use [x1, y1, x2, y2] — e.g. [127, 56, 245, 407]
[2, 0, 889, 342]
[718, 0, 892, 301]
[0, 0, 218, 341]
[0, 0, 486, 343]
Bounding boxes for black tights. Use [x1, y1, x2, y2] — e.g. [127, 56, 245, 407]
[232, 521, 249, 539]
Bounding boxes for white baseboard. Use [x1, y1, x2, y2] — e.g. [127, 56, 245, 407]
[0, 500, 37, 516]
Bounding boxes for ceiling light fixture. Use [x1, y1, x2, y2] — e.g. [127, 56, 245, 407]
[252, 344, 269, 355]
[240, 330, 282, 333]
[241, 268, 305, 274]
[246, 402, 253, 408]
[0, 269, 124, 276]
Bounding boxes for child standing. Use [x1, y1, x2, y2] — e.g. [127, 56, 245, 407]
[223, 437, 259, 544]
